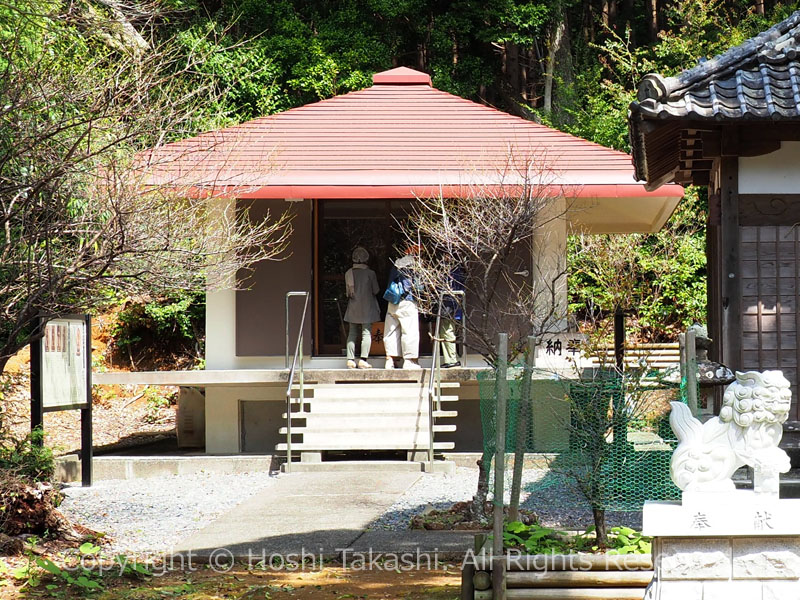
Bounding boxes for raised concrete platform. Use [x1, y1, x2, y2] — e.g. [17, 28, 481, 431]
[55, 452, 563, 482]
[442, 452, 558, 469]
[56, 454, 464, 482]
[93, 367, 490, 387]
[55, 454, 277, 482]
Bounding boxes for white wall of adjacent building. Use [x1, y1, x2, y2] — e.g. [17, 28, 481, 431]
[739, 141, 800, 193]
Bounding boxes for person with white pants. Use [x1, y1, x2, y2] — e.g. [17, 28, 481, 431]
[384, 254, 421, 369]
[384, 298, 420, 368]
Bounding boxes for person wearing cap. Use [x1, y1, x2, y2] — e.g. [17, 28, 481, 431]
[384, 252, 421, 369]
[343, 247, 380, 369]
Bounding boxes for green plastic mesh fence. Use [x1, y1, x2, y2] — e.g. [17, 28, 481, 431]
[478, 362, 698, 512]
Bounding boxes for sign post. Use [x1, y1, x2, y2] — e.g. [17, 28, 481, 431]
[30, 314, 93, 486]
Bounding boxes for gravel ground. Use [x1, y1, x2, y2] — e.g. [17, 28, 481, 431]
[368, 466, 643, 531]
[60, 466, 642, 556]
[59, 471, 277, 555]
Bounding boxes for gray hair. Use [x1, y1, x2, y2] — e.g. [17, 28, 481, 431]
[352, 247, 369, 263]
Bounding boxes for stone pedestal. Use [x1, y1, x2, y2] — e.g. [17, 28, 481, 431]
[643, 492, 800, 599]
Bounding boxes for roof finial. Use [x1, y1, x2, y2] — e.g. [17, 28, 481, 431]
[372, 67, 432, 86]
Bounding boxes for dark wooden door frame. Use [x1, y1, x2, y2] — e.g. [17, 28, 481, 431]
[720, 156, 742, 371]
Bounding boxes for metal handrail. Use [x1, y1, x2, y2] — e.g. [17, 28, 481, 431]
[286, 291, 310, 368]
[426, 289, 466, 469]
[284, 291, 310, 473]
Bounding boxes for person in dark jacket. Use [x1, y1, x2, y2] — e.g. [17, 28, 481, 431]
[383, 252, 420, 369]
[438, 265, 465, 368]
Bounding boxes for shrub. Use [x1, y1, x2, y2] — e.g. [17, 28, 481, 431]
[0, 428, 55, 483]
[110, 290, 205, 369]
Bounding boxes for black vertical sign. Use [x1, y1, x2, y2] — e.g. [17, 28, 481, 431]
[29, 324, 44, 442]
[81, 315, 92, 487]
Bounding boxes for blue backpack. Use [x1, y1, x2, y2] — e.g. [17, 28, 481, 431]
[383, 279, 405, 304]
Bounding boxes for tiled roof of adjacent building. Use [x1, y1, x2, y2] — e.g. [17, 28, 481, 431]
[629, 10, 800, 188]
[142, 67, 682, 203]
[633, 11, 800, 121]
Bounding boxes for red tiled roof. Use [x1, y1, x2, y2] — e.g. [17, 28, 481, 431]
[142, 68, 683, 201]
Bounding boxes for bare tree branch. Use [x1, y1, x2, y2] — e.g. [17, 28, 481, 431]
[0, 1, 292, 373]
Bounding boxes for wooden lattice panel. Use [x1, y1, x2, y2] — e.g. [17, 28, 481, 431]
[740, 225, 799, 416]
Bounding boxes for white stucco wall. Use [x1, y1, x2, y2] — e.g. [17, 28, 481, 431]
[534, 196, 568, 330]
[205, 385, 286, 454]
[739, 141, 800, 194]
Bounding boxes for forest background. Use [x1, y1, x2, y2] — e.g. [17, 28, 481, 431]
[10, 0, 796, 363]
[152, 0, 791, 345]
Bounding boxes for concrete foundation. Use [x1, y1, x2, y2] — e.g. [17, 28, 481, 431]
[55, 454, 277, 482]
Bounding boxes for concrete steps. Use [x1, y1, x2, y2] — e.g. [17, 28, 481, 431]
[276, 441, 455, 451]
[279, 423, 456, 434]
[277, 379, 458, 455]
[285, 397, 458, 414]
[282, 410, 458, 419]
[279, 460, 455, 473]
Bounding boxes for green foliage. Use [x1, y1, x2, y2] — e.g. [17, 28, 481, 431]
[568, 187, 707, 339]
[114, 554, 154, 578]
[0, 428, 55, 482]
[172, 24, 283, 127]
[157, 0, 568, 118]
[504, 522, 571, 554]
[142, 387, 176, 424]
[605, 526, 652, 555]
[502, 522, 652, 554]
[30, 543, 104, 593]
[111, 291, 204, 365]
[11, 540, 153, 594]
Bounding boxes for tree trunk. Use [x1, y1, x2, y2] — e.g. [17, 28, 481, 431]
[472, 456, 491, 522]
[581, 0, 595, 43]
[523, 47, 533, 103]
[646, 0, 658, 42]
[755, 0, 764, 14]
[80, 0, 151, 55]
[416, 43, 426, 71]
[593, 508, 608, 547]
[509, 337, 535, 521]
[543, 19, 565, 114]
[544, 12, 573, 119]
[506, 42, 521, 100]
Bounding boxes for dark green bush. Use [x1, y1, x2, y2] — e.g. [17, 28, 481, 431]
[110, 290, 205, 368]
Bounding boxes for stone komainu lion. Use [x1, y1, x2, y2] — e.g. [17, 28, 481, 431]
[670, 370, 791, 495]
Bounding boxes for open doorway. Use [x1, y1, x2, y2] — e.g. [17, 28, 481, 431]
[314, 199, 433, 357]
